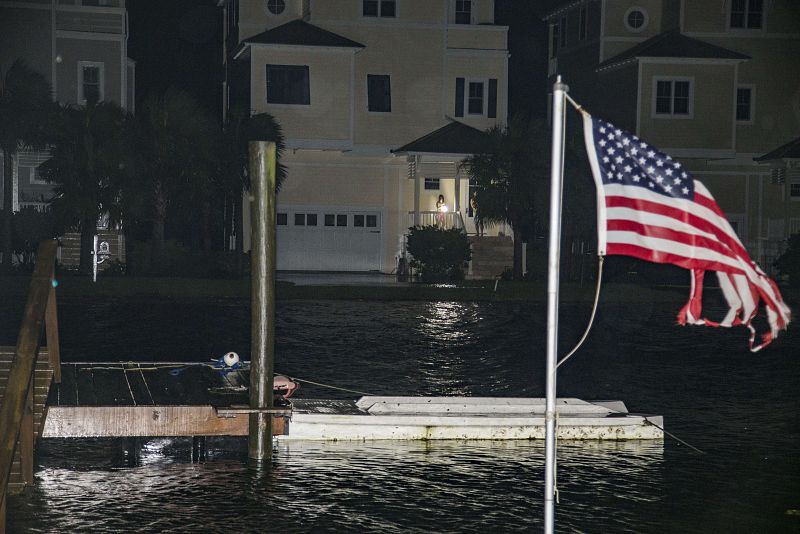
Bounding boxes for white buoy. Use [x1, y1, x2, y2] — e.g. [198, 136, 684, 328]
[223, 351, 240, 367]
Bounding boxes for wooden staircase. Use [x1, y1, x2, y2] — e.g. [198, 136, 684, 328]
[0, 348, 54, 495]
[0, 240, 61, 533]
[468, 235, 514, 279]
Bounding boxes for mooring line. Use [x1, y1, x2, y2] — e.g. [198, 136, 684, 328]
[641, 416, 705, 454]
[138, 363, 155, 405]
[120, 363, 137, 406]
[291, 377, 376, 397]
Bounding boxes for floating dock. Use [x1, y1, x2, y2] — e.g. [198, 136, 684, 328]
[38, 363, 662, 441]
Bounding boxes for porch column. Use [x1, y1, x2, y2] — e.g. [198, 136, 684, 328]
[454, 165, 461, 214]
[413, 155, 421, 226]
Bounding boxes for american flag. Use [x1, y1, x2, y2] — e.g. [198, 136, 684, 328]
[582, 113, 791, 351]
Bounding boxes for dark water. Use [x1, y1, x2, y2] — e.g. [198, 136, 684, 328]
[2, 288, 799, 532]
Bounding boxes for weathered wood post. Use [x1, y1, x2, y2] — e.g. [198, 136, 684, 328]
[248, 141, 277, 462]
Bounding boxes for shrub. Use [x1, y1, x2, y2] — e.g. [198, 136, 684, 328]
[406, 225, 471, 282]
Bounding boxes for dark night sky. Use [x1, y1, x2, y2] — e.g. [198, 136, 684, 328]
[126, 0, 550, 121]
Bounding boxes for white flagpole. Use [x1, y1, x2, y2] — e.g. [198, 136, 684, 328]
[544, 76, 568, 533]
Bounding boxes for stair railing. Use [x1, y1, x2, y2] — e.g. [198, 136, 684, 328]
[0, 239, 61, 531]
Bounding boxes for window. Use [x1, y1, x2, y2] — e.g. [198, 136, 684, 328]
[354, 214, 365, 227]
[424, 178, 440, 190]
[266, 65, 309, 105]
[455, 0, 471, 24]
[468, 81, 484, 115]
[367, 74, 391, 112]
[730, 0, 763, 29]
[277, 213, 288, 225]
[791, 183, 800, 198]
[736, 86, 754, 123]
[78, 61, 104, 104]
[336, 214, 348, 226]
[578, 6, 587, 40]
[363, 0, 395, 18]
[654, 79, 692, 117]
[324, 214, 335, 226]
[307, 213, 318, 226]
[455, 77, 497, 118]
[559, 16, 567, 47]
[266, 0, 284, 14]
[366, 215, 378, 227]
[624, 7, 648, 33]
[550, 22, 560, 58]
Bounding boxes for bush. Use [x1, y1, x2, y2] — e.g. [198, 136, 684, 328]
[775, 233, 800, 288]
[406, 225, 471, 282]
[5, 207, 58, 267]
[128, 239, 244, 278]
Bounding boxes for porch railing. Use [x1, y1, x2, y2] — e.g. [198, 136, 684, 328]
[406, 211, 465, 230]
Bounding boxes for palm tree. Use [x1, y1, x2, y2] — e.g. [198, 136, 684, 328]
[38, 101, 132, 275]
[463, 115, 550, 279]
[135, 88, 215, 263]
[220, 104, 286, 257]
[0, 60, 52, 272]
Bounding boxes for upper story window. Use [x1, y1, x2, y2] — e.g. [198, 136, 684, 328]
[455, 77, 497, 118]
[455, 0, 472, 24]
[363, 0, 396, 18]
[367, 74, 391, 112]
[266, 64, 310, 105]
[424, 178, 440, 190]
[266, 0, 285, 14]
[730, 0, 763, 29]
[624, 6, 649, 33]
[578, 6, 588, 40]
[736, 85, 754, 123]
[78, 61, 104, 105]
[653, 78, 693, 118]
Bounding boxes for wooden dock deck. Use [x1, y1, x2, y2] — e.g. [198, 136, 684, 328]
[41, 362, 286, 438]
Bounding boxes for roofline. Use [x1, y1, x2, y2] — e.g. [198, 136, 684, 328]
[542, 0, 596, 21]
[596, 56, 747, 73]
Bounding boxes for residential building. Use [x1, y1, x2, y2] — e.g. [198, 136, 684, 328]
[544, 0, 800, 271]
[222, 0, 510, 272]
[0, 0, 134, 264]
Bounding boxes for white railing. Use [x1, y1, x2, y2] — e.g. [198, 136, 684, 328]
[18, 202, 50, 213]
[407, 211, 465, 230]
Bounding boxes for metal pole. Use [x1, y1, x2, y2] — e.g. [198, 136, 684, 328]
[544, 76, 568, 533]
[248, 141, 277, 462]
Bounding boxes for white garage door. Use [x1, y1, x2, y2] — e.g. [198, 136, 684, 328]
[276, 207, 382, 271]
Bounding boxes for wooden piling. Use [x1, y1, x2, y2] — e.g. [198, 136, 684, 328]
[248, 141, 277, 462]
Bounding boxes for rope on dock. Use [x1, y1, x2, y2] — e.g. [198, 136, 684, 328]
[290, 377, 376, 397]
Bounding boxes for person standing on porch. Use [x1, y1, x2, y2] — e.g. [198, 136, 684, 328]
[436, 194, 447, 226]
[471, 192, 484, 236]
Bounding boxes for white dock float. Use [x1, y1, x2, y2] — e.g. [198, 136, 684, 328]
[280, 397, 663, 441]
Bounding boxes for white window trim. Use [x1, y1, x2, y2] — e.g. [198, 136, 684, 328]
[450, 0, 475, 25]
[790, 181, 800, 201]
[77, 60, 105, 104]
[624, 6, 649, 34]
[465, 78, 487, 117]
[726, 0, 767, 33]
[735, 83, 756, 124]
[361, 0, 398, 19]
[651, 76, 694, 119]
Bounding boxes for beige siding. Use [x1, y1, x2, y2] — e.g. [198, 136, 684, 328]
[237, 0, 303, 40]
[638, 62, 735, 150]
[445, 54, 507, 131]
[55, 38, 122, 105]
[602, 0, 664, 39]
[447, 26, 507, 50]
[683, 0, 800, 34]
[0, 7, 53, 86]
[249, 47, 353, 141]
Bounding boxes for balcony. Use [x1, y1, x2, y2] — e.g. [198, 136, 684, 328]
[407, 211, 465, 231]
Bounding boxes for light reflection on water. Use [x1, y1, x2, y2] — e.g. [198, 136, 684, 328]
[15, 438, 664, 533]
[2, 292, 799, 532]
